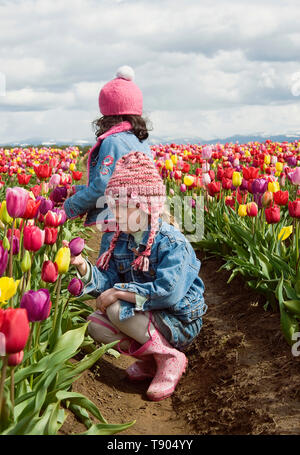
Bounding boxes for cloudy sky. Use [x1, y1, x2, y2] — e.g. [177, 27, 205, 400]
[0, 0, 300, 144]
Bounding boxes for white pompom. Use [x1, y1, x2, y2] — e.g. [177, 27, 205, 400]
[116, 65, 135, 81]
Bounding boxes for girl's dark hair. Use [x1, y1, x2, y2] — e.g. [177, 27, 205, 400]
[92, 114, 152, 142]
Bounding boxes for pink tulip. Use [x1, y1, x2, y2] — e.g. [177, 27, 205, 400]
[202, 146, 212, 160]
[289, 167, 300, 185]
[23, 225, 45, 251]
[6, 187, 30, 218]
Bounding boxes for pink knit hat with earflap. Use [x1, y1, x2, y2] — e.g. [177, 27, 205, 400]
[97, 152, 166, 272]
[99, 66, 143, 116]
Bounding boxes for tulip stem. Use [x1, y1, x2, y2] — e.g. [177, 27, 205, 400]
[296, 220, 299, 274]
[0, 356, 8, 418]
[18, 220, 26, 262]
[8, 218, 15, 278]
[10, 367, 15, 412]
[53, 275, 62, 331]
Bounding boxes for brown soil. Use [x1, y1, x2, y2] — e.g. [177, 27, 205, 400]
[60, 160, 300, 435]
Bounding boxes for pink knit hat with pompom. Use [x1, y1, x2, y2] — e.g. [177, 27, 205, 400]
[97, 151, 166, 272]
[99, 66, 143, 116]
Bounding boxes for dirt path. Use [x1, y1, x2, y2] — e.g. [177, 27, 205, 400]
[60, 160, 300, 435]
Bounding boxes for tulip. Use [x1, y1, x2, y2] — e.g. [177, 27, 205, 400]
[22, 198, 41, 219]
[202, 146, 212, 160]
[17, 174, 32, 185]
[252, 179, 268, 194]
[49, 186, 68, 204]
[41, 261, 58, 283]
[0, 308, 30, 353]
[183, 175, 194, 187]
[21, 250, 31, 272]
[278, 226, 293, 241]
[207, 181, 221, 197]
[55, 247, 70, 274]
[275, 162, 283, 173]
[6, 187, 30, 218]
[39, 197, 54, 215]
[20, 289, 52, 322]
[264, 155, 271, 165]
[225, 196, 235, 209]
[246, 202, 258, 217]
[8, 350, 24, 366]
[242, 167, 259, 181]
[238, 204, 247, 217]
[6, 234, 19, 255]
[273, 190, 289, 206]
[34, 163, 52, 180]
[174, 170, 182, 180]
[287, 156, 297, 167]
[202, 173, 211, 186]
[69, 163, 75, 171]
[289, 167, 300, 185]
[72, 171, 83, 181]
[180, 184, 187, 193]
[261, 191, 273, 208]
[265, 205, 280, 224]
[30, 184, 41, 198]
[44, 227, 58, 245]
[232, 172, 242, 187]
[44, 210, 63, 227]
[0, 244, 8, 277]
[268, 181, 280, 193]
[49, 174, 61, 188]
[68, 278, 84, 296]
[288, 200, 300, 218]
[23, 225, 45, 252]
[69, 237, 85, 256]
[165, 160, 173, 171]
[0, 277, 20, 305]
[0, 201, 13, 225]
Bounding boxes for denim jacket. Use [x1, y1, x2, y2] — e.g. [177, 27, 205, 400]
[63, 131, 153, 226]
[80, 220, 207, 350]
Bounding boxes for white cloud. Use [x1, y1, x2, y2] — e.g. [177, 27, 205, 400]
[0, 0, 300, 143]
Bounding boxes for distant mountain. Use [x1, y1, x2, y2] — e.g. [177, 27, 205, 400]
[1, 133, 300, 147]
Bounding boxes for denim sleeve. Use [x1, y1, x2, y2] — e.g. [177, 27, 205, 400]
[73, 184, 86, 193]
[113, 238, 197, 311]
[78, 232, 120, 298]
[63, 136, 128, 218]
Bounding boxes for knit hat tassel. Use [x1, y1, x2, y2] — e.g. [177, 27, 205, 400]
[132, 254, 149, 272]
[96, 251, 112, 270]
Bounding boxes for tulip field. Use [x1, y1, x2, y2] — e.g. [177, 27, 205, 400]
[1, 139, 300, 435]
[0, 146, 134, 435]
[152, 139, 300, 346]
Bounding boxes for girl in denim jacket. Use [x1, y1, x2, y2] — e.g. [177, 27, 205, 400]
[70, 152, 207, 402]
[63, 66, 153, 228]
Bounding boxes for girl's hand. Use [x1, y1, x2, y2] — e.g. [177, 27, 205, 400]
[96, 288, 119, 313]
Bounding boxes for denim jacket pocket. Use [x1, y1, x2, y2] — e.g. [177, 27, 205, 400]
[113, 254, 133, 282]
[171, 285, 206, 323]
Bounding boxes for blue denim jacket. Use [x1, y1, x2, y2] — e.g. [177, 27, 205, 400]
[63, 132, 153, 226]
[81, 220, 207, 350]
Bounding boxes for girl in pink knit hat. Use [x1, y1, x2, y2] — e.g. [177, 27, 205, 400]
[63, 65, 154, 228]
[70, 152, 207, 402]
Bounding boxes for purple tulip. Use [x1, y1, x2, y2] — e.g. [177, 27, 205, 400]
[253, 193, 263, 209]
[240, 178, 248, 191]
[0, 244, 8, 277]
[290, 167, 300, 185]
[252, 178, 268, 194]
[39, 197, 54, 215]
[50, 186, 67, 204]
[68, 278, 84, 296]
[69, 237, 85, 256]
[7, 234, 19, 255]
[20, 289, 51, 322]
[6, 187, 30, 218]
[180, 184, 187, 193]
[287, 156, 297, 167]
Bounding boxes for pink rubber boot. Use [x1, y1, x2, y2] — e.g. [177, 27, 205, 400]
[121, 329, 188, 401]
[126, 357, 156, 382]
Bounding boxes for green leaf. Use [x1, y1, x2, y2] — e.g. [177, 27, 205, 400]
[283, 300, 300, 315]
[80, 421, 136, 435]
[56, 391, 108, 424]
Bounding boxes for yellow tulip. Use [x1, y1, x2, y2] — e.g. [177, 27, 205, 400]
[275, 162, 283, 172]
[232, 172, 242, 187]
[171, 154, 178, 165]
[245, 150, 250, 157]
[55, 247, 71, 274]
[0, 201, 13, 225]
[69, 163, 76, 171]
[278, 226, 293, 242]
[268, 181, 280, 193]
[264, 155, 271, 165]
[183, 175, 194, 187]
[165, 159, 173, 171]
[183, 150, 188, 156]
[0, 277, 20, 306]
[238, 204, 247, 217]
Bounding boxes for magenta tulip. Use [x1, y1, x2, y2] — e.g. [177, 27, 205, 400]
[69, 237, 85, 256]
[290, 167, 300, 185]
[20, 289, 52, 322]
[68, 278, 84, 296]
[23, 225, 45, 252]
[6, 187, 30, 218]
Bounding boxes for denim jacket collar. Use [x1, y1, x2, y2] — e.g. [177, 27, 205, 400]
[118, 218, 163, 252]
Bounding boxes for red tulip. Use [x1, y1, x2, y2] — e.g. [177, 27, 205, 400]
[288, 200, 300, 218]
[23, 198, 41, 219]
[0, 308, 30, 354]
[174, 170, 182, 180]
[44, 210, 63, 227]
[242, 167, 259, 180]
[72, 171, 83, 181]
[207, 181, 221, 197]
[273, 190, 289, 206]
[23, 225, 45, 251]
[34, 164, 52, 180]
[41, 261, 58, 283]
[44, 227, 58, 245]
[246, 202, 258, 217]
[261, 191, 274, 208]
[223, 168, 234, 179]
[8, 350, 24, 366]
[222, 177, 232, 190]
[265, 205, 280, 224]
[17, 174, 32, 185]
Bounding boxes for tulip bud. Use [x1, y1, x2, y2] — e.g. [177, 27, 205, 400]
[8, 350, 24, 366]
[223, 212, 230, 223]
[261, 191, 273, 208]
[0, 308, 30, 354]
[238, 204, 247, 217]
[41, 260, 58, 283]
[21, 250, 31, 272]
[246, 202, 258, 217]
[69, 237, 85, 256]
[183, 175, 194, 187]
[55, 247, 71, 274]
[232, 172, 242, 187]
[68, 278, 84, 296]
[20, 289, 52, 322]
[0, 201, 13, 225]
[180, 184, 187, 193]
[3, 236, 10, 251]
